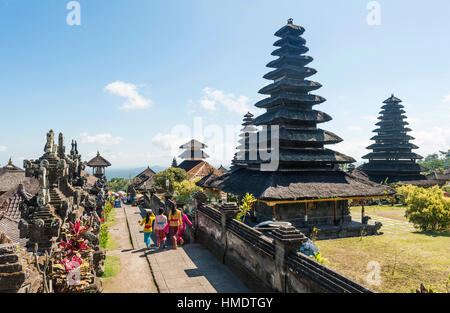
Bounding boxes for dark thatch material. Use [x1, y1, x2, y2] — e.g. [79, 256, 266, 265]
[87, 152, 111, 167]
[208, 20, 394, 203]
[200, 168, 395, 200]
[217, 165, 228, 175]
[196, 171, 221, 189]
[177, 160, 203, 173]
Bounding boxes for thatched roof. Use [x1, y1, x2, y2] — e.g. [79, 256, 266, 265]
[136, 166, 156, 180]
[1, 158, 23, 173]
[87, 151, 111, 167]
[201, 168, 395, 200]
[177, 160, 203, 173]
[218, 165, 228, 175]
[181, 161, 222, 180]
[0, 170, 26, 192]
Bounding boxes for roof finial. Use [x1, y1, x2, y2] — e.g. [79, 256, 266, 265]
[287, 18, 293, 24]
[97, 150, 100, 156]
[8, 157, 12, 165]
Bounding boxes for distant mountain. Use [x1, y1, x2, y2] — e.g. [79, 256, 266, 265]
[107, 166, 166, 180]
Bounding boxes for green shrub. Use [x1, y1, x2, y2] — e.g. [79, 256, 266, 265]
[397, 185, 450, 232]
[237, 193, 256, 222]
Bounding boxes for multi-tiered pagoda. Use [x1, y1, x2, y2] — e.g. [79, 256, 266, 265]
[359, 95, 427, 184]
[177, 139, 221, 180]
[201, 19, 394, 239]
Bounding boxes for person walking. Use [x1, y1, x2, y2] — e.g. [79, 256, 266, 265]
[177, 208, 193, 246]
[139, 209, 155, 248]
[167, 201, 182, 250]
[154, 208, 168, 249]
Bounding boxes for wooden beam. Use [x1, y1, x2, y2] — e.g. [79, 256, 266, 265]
[334, 200, 338, 224]
[258, 195, 388, 207]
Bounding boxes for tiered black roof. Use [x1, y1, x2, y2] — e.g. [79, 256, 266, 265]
[178, 139, 209, 160]
[360, 95, 426, 183]
[234, 112, 257, 167]
[245, 18, 354, 170]
[197, 19, 394, 200]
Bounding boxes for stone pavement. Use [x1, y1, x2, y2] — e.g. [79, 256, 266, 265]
[352, 213, 417, 234]
[123, 204, 250, 293]
[102, 205, 158, 293]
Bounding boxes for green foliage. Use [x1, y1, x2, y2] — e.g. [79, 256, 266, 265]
[397, 185, 450, 232]
[418, 150, 450, 174]
[236, 193, 256, 222]
[153, 167, 187, 193]
[311, 252, 327, 264]
[173, 178, 202, 203]
[107, 178, 133, 192]
[101, 255, 121, 279]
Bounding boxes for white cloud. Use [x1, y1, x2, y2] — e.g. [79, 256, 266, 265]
[443, 95, 450, 102]
[0, 146, 7, 152]
[104, 81, 152, 110]
[411, 126, 450, 157]
[200, 87, 250, 114]
[334, 139, 371, 162]
[80, 132, 124, 145]
[152, 133, 188, 151]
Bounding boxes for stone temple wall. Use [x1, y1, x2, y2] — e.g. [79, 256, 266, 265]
[183, 197, 372, 293]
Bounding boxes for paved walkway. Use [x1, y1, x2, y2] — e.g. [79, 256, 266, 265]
[124, 204, 250, 293]
[102, 205, 158, 293]
[352, 213, 417, 234]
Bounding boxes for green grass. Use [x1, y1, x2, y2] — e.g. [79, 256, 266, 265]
[101, 255, 121, 280]
[351, 204, 408, 222]
[100, 207, 118, 251]
[316, 205, 450, 293]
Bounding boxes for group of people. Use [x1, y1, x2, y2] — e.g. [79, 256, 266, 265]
[138, 200, 193, 250]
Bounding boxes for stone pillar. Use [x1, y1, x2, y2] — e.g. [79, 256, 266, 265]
[218, 203, 239, 263]
[271, 226, 307, 292]
[193, 191, 208, 241]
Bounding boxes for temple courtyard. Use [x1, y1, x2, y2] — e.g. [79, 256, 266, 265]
[316, 205, 450, 293]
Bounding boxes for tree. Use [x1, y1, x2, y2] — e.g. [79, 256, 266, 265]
[171, 157, 178, 168]
[173, 178, 202, 203]
[237, 193, 256, 223]
[107, 178, 133, 192]
[418, 151, 450, 174]
[397, 185, 450, 232]
[153, 167, 187, 193]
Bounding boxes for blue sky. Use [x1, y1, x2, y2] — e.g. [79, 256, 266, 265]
[0, 0, 449, 170]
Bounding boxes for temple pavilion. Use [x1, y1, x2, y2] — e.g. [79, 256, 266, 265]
[177, 139, 221, 180]
[87, 151, 111, 179]
[359, 95, 429, 185]
[200, 19, 394, 239]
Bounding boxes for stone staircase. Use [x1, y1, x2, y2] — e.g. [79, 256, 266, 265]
[0, 244, 26, 293]
[0, 243, 42, 293]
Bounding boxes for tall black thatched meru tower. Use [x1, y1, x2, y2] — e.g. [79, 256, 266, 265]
[238, 18, 355, 170]
[360, 95, 425, 184]
[201, 19, 394, 240]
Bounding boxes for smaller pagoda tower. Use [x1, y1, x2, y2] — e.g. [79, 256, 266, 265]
[235, 112, 258, 166]
[87, 151, 111, 178]
[178, 139, 209, 161]
[360, 95, 425, 183]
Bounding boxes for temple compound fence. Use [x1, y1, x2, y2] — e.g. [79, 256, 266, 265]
[183, 198, 372, 293]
